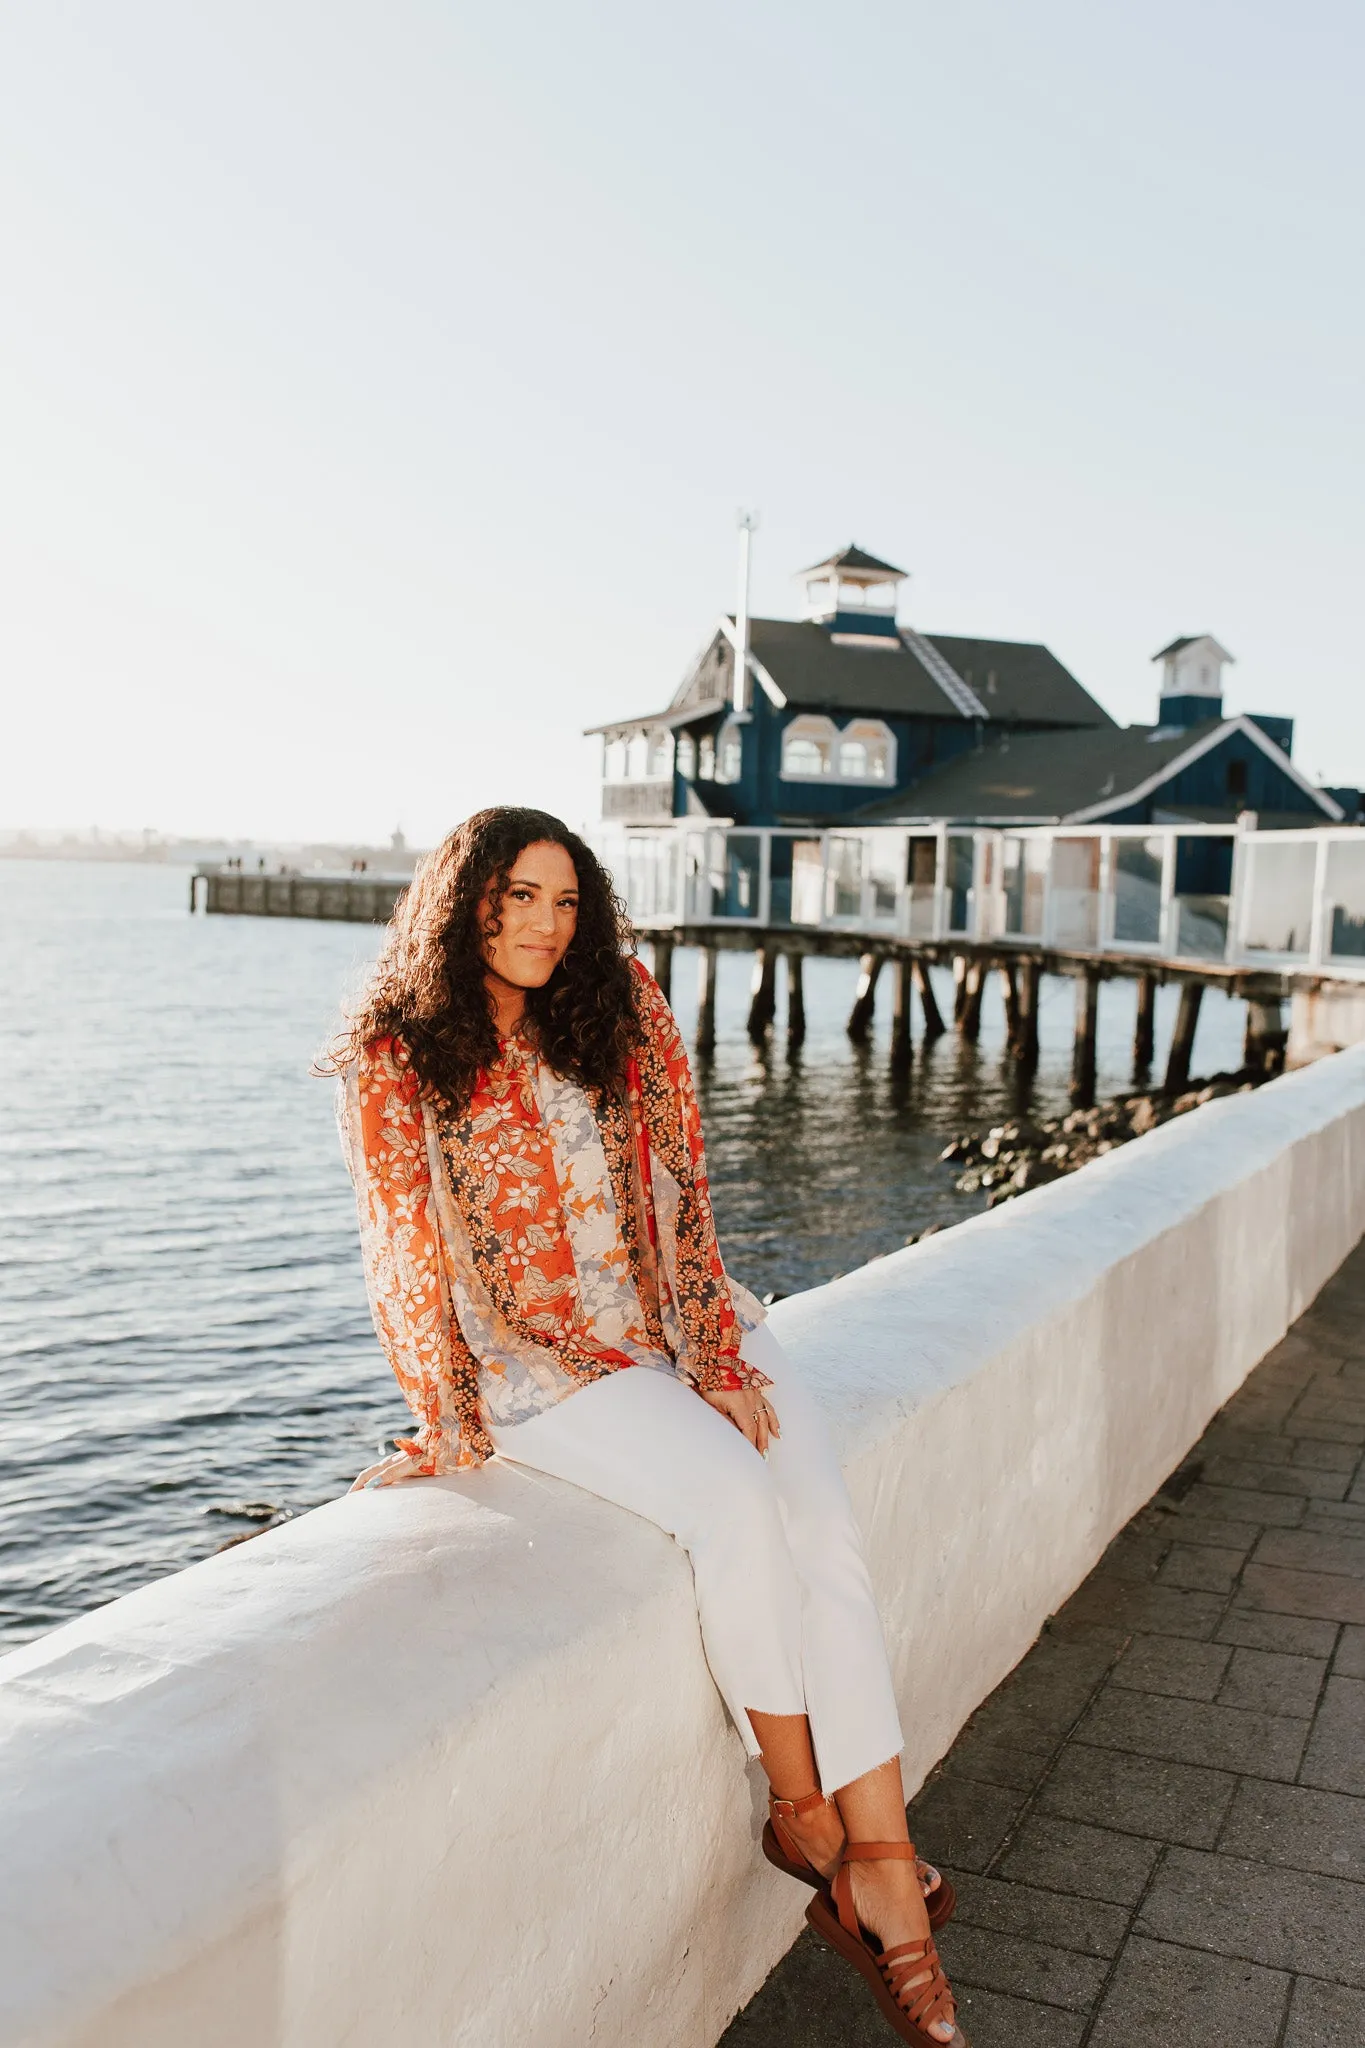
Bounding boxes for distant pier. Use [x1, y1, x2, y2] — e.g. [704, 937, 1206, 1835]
[191, 866, 407, 924]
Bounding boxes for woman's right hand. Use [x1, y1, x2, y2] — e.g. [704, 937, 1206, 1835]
[701, 1384, 781, 1455]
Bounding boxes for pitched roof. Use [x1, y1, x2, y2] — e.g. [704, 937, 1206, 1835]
[855, 720, 1226, 824]
[746, 620, 1114, 728]
[799, 543, 907, 579]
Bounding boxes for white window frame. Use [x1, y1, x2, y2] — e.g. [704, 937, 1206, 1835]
[714, 718, 744, 785]
[836, 718, 896, 784]
[780, 713, 838, 782]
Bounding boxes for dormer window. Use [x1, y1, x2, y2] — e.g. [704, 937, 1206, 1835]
[837, 720, 896, 782]
[781, 714, 838, 780]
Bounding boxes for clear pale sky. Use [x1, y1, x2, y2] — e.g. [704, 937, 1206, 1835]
[2, 2, 1361, 845]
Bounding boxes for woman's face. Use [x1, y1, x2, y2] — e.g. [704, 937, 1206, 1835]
[479, 839, 580, 990]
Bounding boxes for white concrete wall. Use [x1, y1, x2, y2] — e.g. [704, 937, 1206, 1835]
[4, 1047, 1365, 2048]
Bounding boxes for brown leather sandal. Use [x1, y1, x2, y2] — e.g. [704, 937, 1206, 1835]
[806, 1841, 969, 2045]
[764, 1796, 956, 1930]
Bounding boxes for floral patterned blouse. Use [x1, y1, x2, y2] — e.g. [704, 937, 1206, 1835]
[338, 959, 767, 1484]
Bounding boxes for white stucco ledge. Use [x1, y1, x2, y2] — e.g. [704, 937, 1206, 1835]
[4, 1048, 1365, 2048]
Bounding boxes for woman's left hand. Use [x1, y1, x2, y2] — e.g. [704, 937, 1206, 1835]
[702, 1384, 781, 1455]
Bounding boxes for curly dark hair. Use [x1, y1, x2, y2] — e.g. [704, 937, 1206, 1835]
[325, 807, 640, 1110]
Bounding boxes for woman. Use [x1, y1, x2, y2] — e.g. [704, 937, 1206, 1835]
[331, 806, 967, 2048]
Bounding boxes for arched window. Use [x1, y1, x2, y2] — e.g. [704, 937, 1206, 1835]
[646, 730, 674, 779]
[604, 737, 627, 781]
[698, 734, 716, 779]
[626, 732, 650, 780]
[676, 732, 697, 780]
[837, 719, 896, 783]
[781, 714, 838, 781]
[715, 719, 743, 784]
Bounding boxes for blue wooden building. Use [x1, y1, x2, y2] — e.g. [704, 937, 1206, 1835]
[591, 548, 1346, 836]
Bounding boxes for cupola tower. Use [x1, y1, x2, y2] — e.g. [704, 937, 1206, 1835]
[800, 544, 907, 645]
[1152, 634, 1234, 728]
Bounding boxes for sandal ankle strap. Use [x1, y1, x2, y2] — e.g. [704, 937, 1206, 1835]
[840, 1839, 918, 1862]
[769, 1789, 831, 1821]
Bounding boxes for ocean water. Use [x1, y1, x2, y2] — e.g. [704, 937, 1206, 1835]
[0, 860, 1247, 1647]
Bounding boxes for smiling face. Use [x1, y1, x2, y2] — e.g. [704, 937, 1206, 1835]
[478, 839, 580, 1013]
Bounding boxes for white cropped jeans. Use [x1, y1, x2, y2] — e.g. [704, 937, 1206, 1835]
[489, 1320, 904, 1794]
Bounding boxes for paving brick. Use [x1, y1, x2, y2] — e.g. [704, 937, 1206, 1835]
[1218, 1778, 1365, 1883]
[1292, 1391, 1365, 1429]
[1202, 1426, 1295, 1464]
[935, 1922, 1108, 2011]
[1204, 1455, 1350, 1501]
[1290, 1418, 1365, 1449]
[1057, 1579, 1225, 1639]
[1217, 1607, 1341, 1657]
[1332, 1624, 1365, 1677]
[1183, 1482, 1306, 1527]
[1088, 1934, 1289, 2047]
[1291, 1438, 1362, 1473]
[1285, 1976, 1365, 2047]
[1076, 1686, 1308, 1780]
[945, 1984, 1086, 2048]
[1095, 1528, 1170, 1582]
[904, 1773, 1026, 1874]
[1111, 1635, 1232, 1702]
[936, 1728, 1053, 1792]
[1216, 1647, 1326, 1716]
[1302, 1501, 1365, 1532]
[1299, 1676, 1365, 1796]
[1167, 1511, 1264, 1552]
[949, 1873, 1129, 1957]
[995, 1813, 1159, 1906]
[1239, 1563, 1365, 1626]
[1156, 1542, 1243, 1592]
[1036, 1744, 1235, 1848]
[1256, 1527, 1365, 1579]
[1138, 1847, 1365, 1988]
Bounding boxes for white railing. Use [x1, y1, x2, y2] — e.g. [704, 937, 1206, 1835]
[593, 819, 1365, 979]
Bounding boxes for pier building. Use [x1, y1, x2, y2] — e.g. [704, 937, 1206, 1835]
[589, 545, 1344, 836]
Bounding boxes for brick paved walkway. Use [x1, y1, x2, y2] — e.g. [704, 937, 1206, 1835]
[723, 1239, 1365, 2048]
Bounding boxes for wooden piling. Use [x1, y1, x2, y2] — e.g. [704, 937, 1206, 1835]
[1134, 972, 1156, 1075]
[1000, 963, 1021, 1051]
[786, 951, 807, 1048]
[1015, 957, 1041, 1066]
[1072, 969, 1100, 1104]
[952, 955, 969, 1022]
[1164, 981, 1203, 1093]
[959, 961, 985, 1041]
[890, 956, 913, 1068]
[1243, 996, 1287, 1077]
[696, 946, 718, 1054]
[651, 936, 674, 1004]
[747, 947, 778, 1042]
[915, 958, 946, 1039]
[847, 953, 883, 1043]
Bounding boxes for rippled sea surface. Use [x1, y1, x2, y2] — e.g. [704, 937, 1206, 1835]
[0, 861, 1248, 1646]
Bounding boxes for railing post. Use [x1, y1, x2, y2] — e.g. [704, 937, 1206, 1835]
[1307, 832, 1332, 970]
[758, 830, 772, 929]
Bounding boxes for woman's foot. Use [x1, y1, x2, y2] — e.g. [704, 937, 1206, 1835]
[777, 1796, 945, 1906]
[848, 1856, 958, 2043]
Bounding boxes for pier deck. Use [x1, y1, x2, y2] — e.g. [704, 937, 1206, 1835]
[725, 1238, 1365, 2047]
